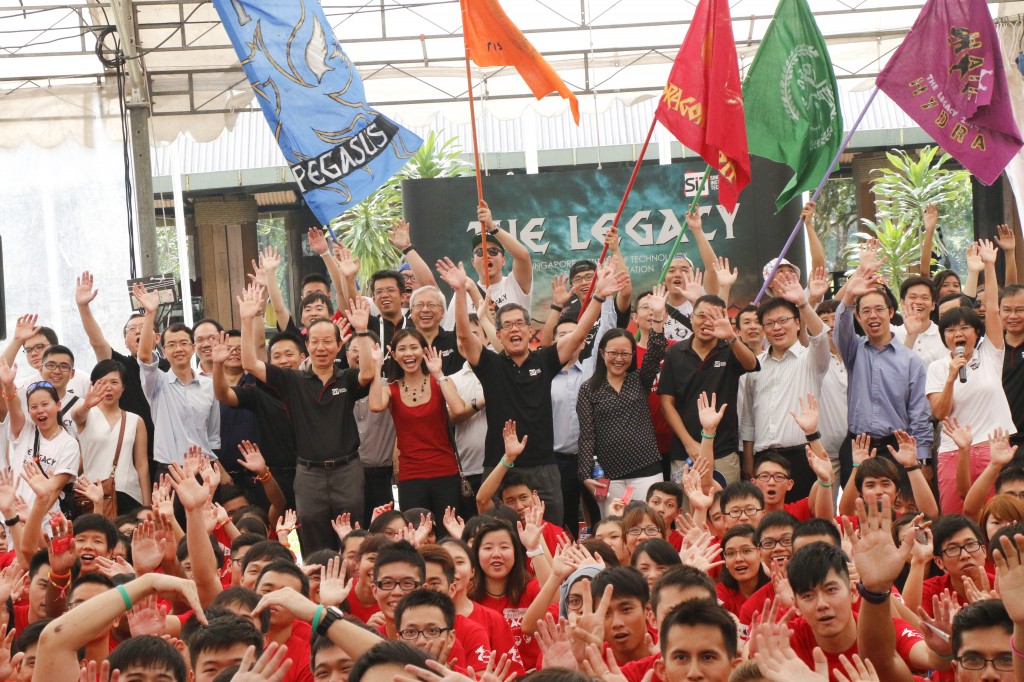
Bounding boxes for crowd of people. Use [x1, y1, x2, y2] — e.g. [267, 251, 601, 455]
[2, 200, 1024, 681]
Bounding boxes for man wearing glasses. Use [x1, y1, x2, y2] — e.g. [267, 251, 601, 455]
[441, 202, 533, 331]
[35, 346, 81, 436]
[409, 286, 462, 376]
[998, 284, 1024, 448]
[910, 514, 994, 616]
[2, 314, 90, 402]
[738, 272, 829, 497]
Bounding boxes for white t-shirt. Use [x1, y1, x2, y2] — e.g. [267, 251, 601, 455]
[442, 275, 532, 330]
[449, 362, 486, 476]
[926, 337, 1017, 452]
[9, 422, 79, 513]
[893, 322, 949, 366]
[18, 371, 87, 440]
[79, 408, 145, 505]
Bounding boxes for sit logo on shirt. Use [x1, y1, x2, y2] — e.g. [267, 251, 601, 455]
[714, 360, 727, 368]
[331, 387, 348, 396]
[528, 368, 542, 377]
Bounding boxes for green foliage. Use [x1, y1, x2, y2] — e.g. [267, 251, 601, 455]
[257, 216, 291, 304]
[847, 217, 922, 293]
[814, 178, 858, 271]
[330, 133, 471, 287]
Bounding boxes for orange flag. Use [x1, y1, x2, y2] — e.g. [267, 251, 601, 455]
[461, 0, 580, 123]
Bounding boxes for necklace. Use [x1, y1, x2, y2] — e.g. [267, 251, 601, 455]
[485, 588, 506, 598]
[401, 375, 428, 403]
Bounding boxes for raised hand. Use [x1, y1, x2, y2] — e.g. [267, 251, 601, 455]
[886, 430, 919, 469]
[131, 282, 159, 314]
[333, 242, 361, 279]
[850, 433, 876, 467]
[989, 427, 1017, 468]
[167, 460, 210, 512]
[516, 497, 544, 552]
[696, 391, 726, 432]
[276, 509, 298, 538]
[775, 272, 809, 306]
[260, 245, 282, 272]
[331, 513, 359, 542]
[677, 528, 724, 572]
[977, 238, 998, 265]
[966, 242, 984, 274]
[534, 614, 578, 670]
[916, 592, 956, 659]
[683, 466, 713, 512]
[47, 512, 77, 575]
[842, 494, 910, 592]
[21, 459, 56, 499]
[75, 271, 99, 307]
[131, 520, 166, 575]
[127, 593, 169, 637]
[236, 283, 266, 322]
[389, 220, 412, 251]
[646, 284, 667, 320]
[424, 346, 444, 377]
[705, 305, 736, 341]
[551, 275, 571, 307]
[413, 513, 434, 546]
[318, 556, 353, 607]
[442, 507, 465, 540]
[230, 642, 292, 682]
[569, 581, 612, 662]
[307, 227, 330, 256]
[371, 501, 393, 520]
[344, 297, 370, 333]
[0, 359, 16, 390]
[237, 440, 269, 474]
[753, 629, 827, 682]
[711, 257, 738, 287]
[210, 332, 232, 365]
[993, 532, 1024, 623]
[805, 446, 834, 486]
[502, 420, 528, 463]
[73, 476, 104, 509]
[941, 417, 973, 452]
[996, 223, 1016, 252]
[923, 204, 939, 232]
[436, 257, 469, 291]
[684, 210, 703, 233]
[0, 469, 16, 517]
[679, 269, 704, 303]
[788, 393, 819, 435]
[592, 262, 628, 299]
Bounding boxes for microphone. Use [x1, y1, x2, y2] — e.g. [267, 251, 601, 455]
[955, 345, 967, 383]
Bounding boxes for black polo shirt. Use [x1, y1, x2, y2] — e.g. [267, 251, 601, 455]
[657, 339, 758, 461]
[559, 295, 632, 359]
[233, 379, 297, 469]
[219, 373, 260, 472]
[472, 344, 563, 469]
[429, 329, 464, 376]
[264, 363, 369, 463]
[369, 313, 411, 349]
[1004, 341, 1024, 441]
[111, 350, 168, 459]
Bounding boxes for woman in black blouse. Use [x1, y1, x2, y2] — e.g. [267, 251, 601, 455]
[578, 286, 668, 516]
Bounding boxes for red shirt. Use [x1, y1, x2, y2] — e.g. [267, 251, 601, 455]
[920, 572, 995, 615]
[788, 616, 922, 679]
[455, 614, 491, 672]
[476, 579, 542, 671]
[541, 523, 569, 554]
[620, 653, 662, 682]
[716, 582, 751, 618]
[739, 582, 775, 626]
[390, 378, 460, 481]
[465, 603, 527, 677]
[783, 498, 812, 522]
[12, 603, 29, 634]
[284, 621, 314, 682]
[347, 581, 382, 623]
[636, 342, 675, 454]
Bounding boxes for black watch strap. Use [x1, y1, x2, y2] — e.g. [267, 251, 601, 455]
[316, 606, 344, 637]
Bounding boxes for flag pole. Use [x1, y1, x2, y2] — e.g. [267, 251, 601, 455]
[753, 86, 879, 304]
[659, 165, 711, 282]
[459, 0, 492, 294]
[577, 116, 659, 318]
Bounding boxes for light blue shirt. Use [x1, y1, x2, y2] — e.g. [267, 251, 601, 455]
[551, 297, 618, 454]
[834, 302, 932, 460]
[140, 359, 221, 464]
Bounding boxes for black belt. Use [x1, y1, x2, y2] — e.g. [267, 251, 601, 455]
[297, 453, 358, 469]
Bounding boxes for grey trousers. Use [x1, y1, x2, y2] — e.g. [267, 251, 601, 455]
[295, 459, 364, 554]
[514, 462, 563, 528]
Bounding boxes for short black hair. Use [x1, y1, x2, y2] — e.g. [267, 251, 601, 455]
[646, 481, 683, 507]
[30, 327, 59, 346]
[938, 306, 985, 349]
[268, 332, 307, 358]
[952, 599, 1012, 658]
[932, 514, 983, 559]
[41, 344, 74, 365]
[374, 540, 425, 582]
[176, 534, 225, 568]
[28, 548, 50, 578]
[900, 276, 937, 303]
[73, 514, 118, 550]
[230, 532, 267, 557]
[311, 616, 379, 670]
[161, 322, 194, 345]
[580, 539, 620, 567]
[592, 566, 650, 605]
[369, 270, 405, 295]
[753, 511, 799, 546]
[193, 318, 225, 334]
[720, 481, 764, 511]
[302, 273, 330, 290]
[651, 565, 716, 613]
[855, 457, 901, 493]
[495, 303, 530, 329]
[999, 284, 1024, 304]
[756, 297, 799, 325]
[89, 359, 126, 384]
[368, 509, 408, 535]
[520, 670, 594, 682]
[240, 540, 295, 574]
[997, 465, 1024, 493]
[349, 641, 430, 682]
[69, 573, 115, 603]
[12, 618, 52, 656]
[187, 613, 263, 668]
[394, 588, 456, 631]
[792, 518, 842, 548]
[787, 542, 849, 595]
[257, 559, 310, 597]
[497, 471, 533, 499]
[815, 299, 840, 316]
[754, 453, 792, 476]
[631, 539, 682, 570]
[419, 544, 455, 585]
[210, 586, 270, 632]
[693, 294, 726, 312]
[659, 600, 737, 659]
[301, 292, 334, 316]
[938, 292, 974, 310]
[107, 635, 187, 682]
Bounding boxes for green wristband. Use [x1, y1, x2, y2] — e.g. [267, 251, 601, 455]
[817, 479, 832, 488]
[500, 456, 514, 469]
[700, 430, 717, 439]
[312, 604, 325, 632]
[117, 584, 132, 611]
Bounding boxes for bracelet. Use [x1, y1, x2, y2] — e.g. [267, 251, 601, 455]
[49, 570, 71, 581]
[550, 304, 563, 312]
[904, 464, 922, 472]
[1010, 635, 1024, 660]
[486, 227, 498, 236]
[816, 479, 832, 488]
[500, 456, 514, 469]
[353, 331, 370, 337]
[3, 515, 19, 527]
[402, 245, 415, 254]
[312, 604, 325, 632]
[117, 584, 133, 611]
[49, 571, 71, 599]
[470, 398, 480, 412]
[525, 547, 544, 558]
[215, 520, 228, 531]
[592, 295, 607, 303]
[255, 468, 273, 483]
[700, 430, 717, 439]
[852, 462, 861, 468]
[804, 431, 821, 442]
[727, 336, 738, 344]
[0, 388, 13, 401]
[855, 581, 891, 605]
[436, 376, 449, 384]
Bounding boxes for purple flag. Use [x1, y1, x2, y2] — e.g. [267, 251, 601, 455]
[876, 0, 1022, 185]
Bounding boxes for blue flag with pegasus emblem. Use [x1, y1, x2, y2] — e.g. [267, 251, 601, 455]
[212, 0, 422, 224]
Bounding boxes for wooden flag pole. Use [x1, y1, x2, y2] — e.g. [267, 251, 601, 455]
[459, 0, 492, 294]
[753, 86, 879, 304]
[577, 116, 659, 318]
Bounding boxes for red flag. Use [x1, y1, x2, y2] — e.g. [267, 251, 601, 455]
[656, 0, 750, 211]
[462, 0, 580, 123]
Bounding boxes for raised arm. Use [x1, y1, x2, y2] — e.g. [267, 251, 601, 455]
[540, 276, 572, 347]
[997, 223, 1018, 286]
[133, 282, 159, 365]
[978, 238, 1004, 348]
[71, 381, 104, 430]
[239, 285, 269, 384]
[367, 348, 390, 414]
[481, 201, 533, 294]
[426, 347, 466, 413]
[477, 421, 526, 514]
[74, 272, 112, 361]
[0, 360, 23, 440]
[332, 242, 361, 308]
[887, 430, 939, 519]
[964, 428, 1016, 521]
[686, 210, 719, 295]
[802, 201, 826, 275]
[438, 258, 483, 365]
[237, 441, 286, 525]
[168, 456, 222, 605]
[556, 263, 628, 365]
[308, 227, 348, 307]
[1, 314, 39, 370]
[604, 227, 633, 313]
[389, 220, 438, 289]
[345, 298, 376, 387]
[920, 204, 938, 278]
[711, 257, 738, 308]
[964, 242, 983, 298]
[252, 246, 291, 333]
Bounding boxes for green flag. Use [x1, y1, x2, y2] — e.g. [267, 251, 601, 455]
[743, 0, 842, 211]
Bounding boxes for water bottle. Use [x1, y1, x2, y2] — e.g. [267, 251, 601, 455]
[592, 456, 605, 479]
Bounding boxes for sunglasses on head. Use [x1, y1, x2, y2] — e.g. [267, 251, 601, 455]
[27, 381, 55, 392]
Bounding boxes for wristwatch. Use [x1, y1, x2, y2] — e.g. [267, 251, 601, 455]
[316, 605, 345, 637]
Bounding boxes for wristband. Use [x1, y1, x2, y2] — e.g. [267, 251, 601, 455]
[727, 336, 738, 344]
[312, 604, 325, 633]
[354, 331, 370, 337]
[855, 581, 891, 604]
[700, 430, 717, 439]
[402, 245, 415, 254]
[592, 295, 607, 303]
[470, 398, 480, 412]
[804, 431, 821, 442]
[117, 584, 133, 611]
[525, 547, 544, 558]
[816, 479, 832, 489]
[486, 227, 498, 236]
[0, 388, 13, 401]
[500, 456, 514, 469]
[317, 606, 344, 637]
[852, 462, 861, 468]
[255, 468, 273, 483]
[215, 520, 228, 531]
[904, 464, 922, 472]
[550, 304, 563, 312]
[3, 515, 19, 527]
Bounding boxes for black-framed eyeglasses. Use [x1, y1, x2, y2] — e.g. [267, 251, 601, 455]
[758, 535, 793, 550]
[725, 506, 764, 519]
[627, 526, 661, 537]
[41, 362, 73, 373]
[375, 578, 421, 592]
[941, 540, 983, 558]
[473, 247, 502, 258]
[956, 653, 1013, 672]
[754, 473, 789, 483]
[398, 627, 450, 641]
[566, 595, 584, 609]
